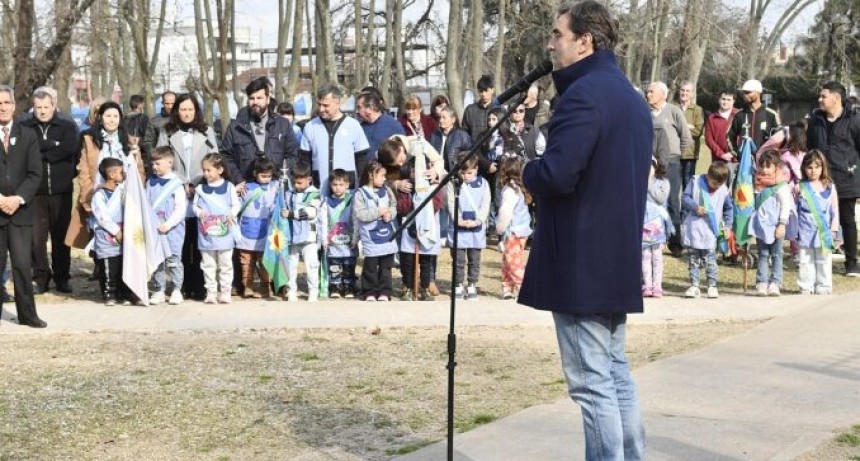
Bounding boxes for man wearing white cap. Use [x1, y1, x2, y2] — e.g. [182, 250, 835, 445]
[727, 79, 781, 154]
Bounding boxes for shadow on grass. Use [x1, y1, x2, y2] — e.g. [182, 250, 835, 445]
[283, 400, 435, 460]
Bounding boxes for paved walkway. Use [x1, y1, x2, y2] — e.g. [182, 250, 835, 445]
[3, 293, 857, 461]
[395, 293, 860, 461]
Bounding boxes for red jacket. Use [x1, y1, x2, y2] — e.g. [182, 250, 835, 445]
[399, 114, 437, 142]
[705, 108, 738, 163]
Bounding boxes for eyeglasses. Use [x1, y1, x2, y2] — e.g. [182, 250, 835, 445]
[514, 108, 525, 113]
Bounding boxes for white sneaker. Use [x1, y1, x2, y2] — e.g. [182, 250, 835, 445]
[168, 291, 184, 305]
[454, 285, 464, 299]
[287, 291, 298, 302]
[684, 286, 700, 298]
[218, 292, 232, 304]
[755, 283, 768, 297]
[767, 283, 781, 297]
[149, 291, 166, 305]
[308, 291, 319, 303]
[707, 286, 719, 299]
[466, 285, 478, 300]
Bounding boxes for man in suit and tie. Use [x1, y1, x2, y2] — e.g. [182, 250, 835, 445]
[0, 85, 46, 328]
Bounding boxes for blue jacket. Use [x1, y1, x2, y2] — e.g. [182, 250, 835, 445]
[220, 109, 298, 183]
[429, 127, 471, 172]
[519, 50, 652, 315]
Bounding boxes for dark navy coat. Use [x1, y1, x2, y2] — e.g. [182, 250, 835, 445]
[519, 50, 652, 315]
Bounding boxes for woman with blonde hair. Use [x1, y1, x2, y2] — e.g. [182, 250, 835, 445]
[399, 95, 436, 141]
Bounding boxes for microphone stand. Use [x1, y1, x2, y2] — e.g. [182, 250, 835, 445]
[391, 93, 528, 461]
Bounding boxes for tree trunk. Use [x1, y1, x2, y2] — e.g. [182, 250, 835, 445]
[494, 0, 506, 90]
[353, 0, 365, 90]
[648, 0, 670, 83]
[13, 0, 96, 112]
[316, 0, 337, 83]
[446, 0, 464, 117]
[285, 0, 305, 101]
[367, 0, 377, 86]
[54, 0, 73, 112]
[675, 0, 713, 87]
[467, 0, 484, 88]
[392, 0, 405, 109]
[380, 0, 395, 103]
[275, 0, 294, 101]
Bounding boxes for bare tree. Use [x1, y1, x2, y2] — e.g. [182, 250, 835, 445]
[674, 0, 715, 87]
[123, 0, 168, 113]
[466, 0, 484, 88]
[446, 0, 465, 116]
[285, 0, 306, 100]
[12, 0, 96, 113]
[493, 0, 507, 90]
[744, 0, 817, 79]
[315, 0, 337, 83]
[379, 0, 395, 103]
[193, 0, 232, 131]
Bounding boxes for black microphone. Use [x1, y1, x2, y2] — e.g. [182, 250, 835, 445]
[493, 60, 553, 106]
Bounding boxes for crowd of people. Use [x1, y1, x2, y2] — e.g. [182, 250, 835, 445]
[0, 63, 858, 327]
[643, 78, 859, 303]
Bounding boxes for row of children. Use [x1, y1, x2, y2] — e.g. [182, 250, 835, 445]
[90, 146, 534, 305]
[643, 148, 839, 298]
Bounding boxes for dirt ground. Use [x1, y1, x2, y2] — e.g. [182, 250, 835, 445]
[0, 321, 761, 461]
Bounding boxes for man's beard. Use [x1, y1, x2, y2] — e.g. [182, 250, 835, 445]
[249, 104, 266, 120]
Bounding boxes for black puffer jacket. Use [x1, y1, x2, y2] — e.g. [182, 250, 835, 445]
[20, 115, 80, 195]
[807, 108, 860, 198]
[220, 109, 299, 183]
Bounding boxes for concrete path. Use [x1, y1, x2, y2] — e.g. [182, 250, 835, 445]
[395, 293, 860, 461]
[3, 292, 856, 461]
[0, 292, 810, 333]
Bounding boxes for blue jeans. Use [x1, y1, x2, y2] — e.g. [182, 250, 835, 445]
[680, 159, 697, 193]
[756, 238, 784, 285]
[553, 313, 645, 461]
[666, 157, 682, 249]
[688, 248, 717, 287]
[152, 255, 184, 292]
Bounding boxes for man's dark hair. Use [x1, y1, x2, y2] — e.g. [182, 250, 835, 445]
[360, 86, 387, 111]
[246, 77, 271, 97]
[477, 75, 494, 92]
[316, 82, 343, 101]
[290, 160, 313, 179]
[129, 94, 145, 111]
[357, 92, 382, 112]
[98, 157, 124, 180]
[821, 81, 846, 106]
[557, 0, 619, 52]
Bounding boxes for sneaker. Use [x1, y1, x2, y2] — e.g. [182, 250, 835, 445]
[286, 291, 298, 302]
[344, 286, 356, 299]
[203, 293, 217, 304]
[218, 292, 232, 304]
[242, 287, 256, 298]
[121, 300, 133, 306]
[652, 288, 663, 298]
[419, 289, 433, 301]
[799, 289, 813, 295]
[454, 286, 464, 299]
[767, 283, 781, 297]
[815, 287, 833, 295]
[377, 294, 390, 302]
[365, 294, 377, 302]
[105, 299, 116, 307]
[149, 291, 166, 305]
[308, 291, 319, 303]
[684, 286, 700, 298]
[642, 288, 653, 297]
[168, 291, 184, 305]
[846, 263, 860, 278]
[707, 286, 719, 299]
[402, 289, 415, 301]
[329, 288, 342, 299]
[466, 285, 478, 300]
[755, 283, 768, 297]
[502, 290, 514, 300]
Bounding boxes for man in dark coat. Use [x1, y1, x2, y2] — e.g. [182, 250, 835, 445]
[220, 77, 299, 192]
[807, 81, 860, 277]
[519, 2, 650, 457]
[0, 85, 46, 328]
[20, 87, 80, 294]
